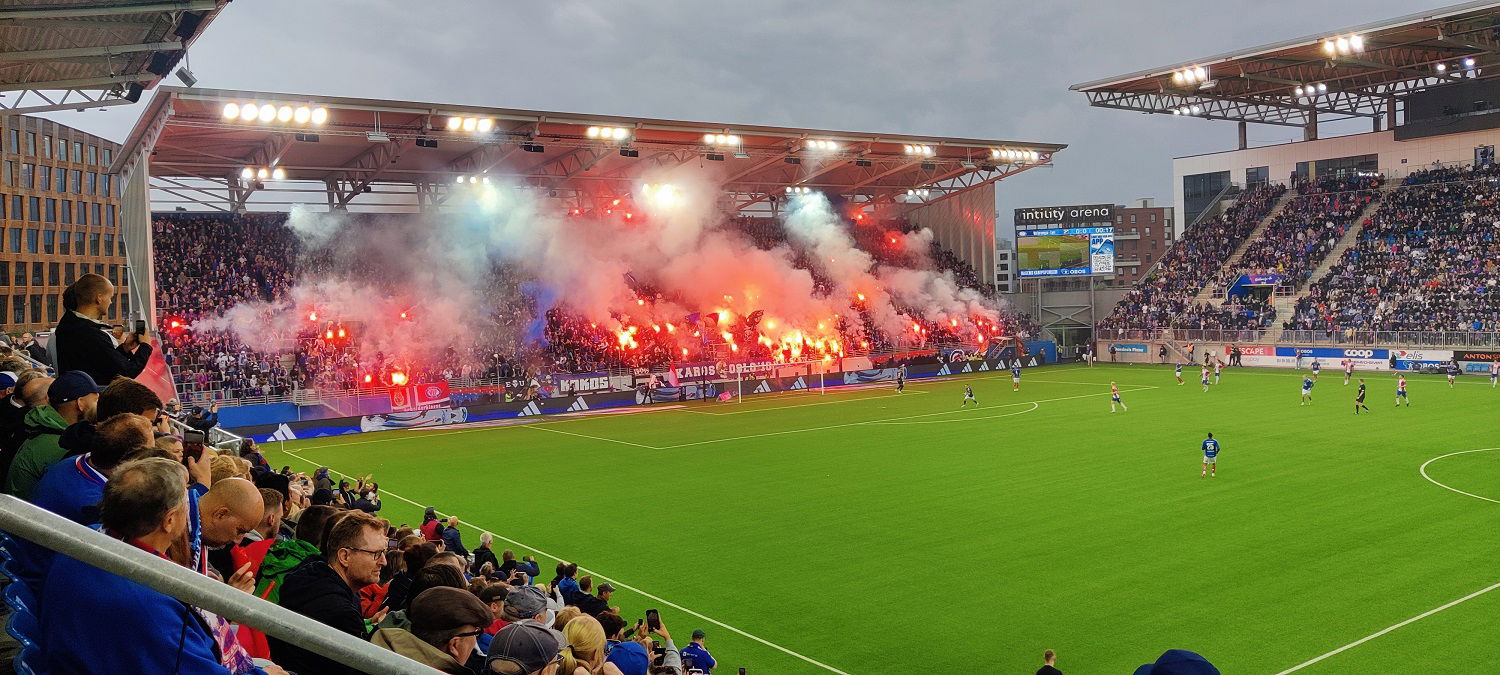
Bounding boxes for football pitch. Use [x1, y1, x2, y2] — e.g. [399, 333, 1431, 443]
[263, 364, 1500, 674]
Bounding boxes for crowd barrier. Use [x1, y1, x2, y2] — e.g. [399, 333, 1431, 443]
[232, 343, 1057, 442]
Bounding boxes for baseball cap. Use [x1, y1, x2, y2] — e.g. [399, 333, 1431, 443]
[409, 587, 492, 636]
[597, 582, 615, 594]
[692, 628, 706, 640]
[48, 371, 102, 406]
[0, 371, 17, 389]
[500, 585, 548, 621]
[604, 640, 650, 675]
[1133, 649, 1220, 675]
[486, 621, 562, 674]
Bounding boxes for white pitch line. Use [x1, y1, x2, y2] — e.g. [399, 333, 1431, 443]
[1420, 448, 1500, 504]
[868, 401, 1039, 425]
[1275, 446, 1500, 673]
[523, 424, 661, 449]
[1274, 579, 1500, 674]
[280, 449, 852, 675]
[685, 389, 930, 416]
[656, 386, 1156, 450]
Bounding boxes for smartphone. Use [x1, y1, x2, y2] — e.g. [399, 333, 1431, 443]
[645, 608, 661, 631]
[133, 319, 148, 336]
[183, 430, 206, 461]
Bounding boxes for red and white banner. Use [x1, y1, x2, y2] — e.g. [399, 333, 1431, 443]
[389, 382, 451, 412]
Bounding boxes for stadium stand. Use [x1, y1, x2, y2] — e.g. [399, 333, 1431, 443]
[1096, 182, 1285, 331]
[1285, 164, 1500, 337]
[152, 212, 1035, 404]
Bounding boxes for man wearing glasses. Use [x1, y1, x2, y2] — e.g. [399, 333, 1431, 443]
[269, 510, 389, 675]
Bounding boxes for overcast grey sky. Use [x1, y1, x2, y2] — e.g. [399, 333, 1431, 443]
[43, 0, 1424, 236]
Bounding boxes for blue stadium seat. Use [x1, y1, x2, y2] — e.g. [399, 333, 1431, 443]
[14, 643, 44, 675]
[4, 580, 36, 615]
[6, 607, 38, 650]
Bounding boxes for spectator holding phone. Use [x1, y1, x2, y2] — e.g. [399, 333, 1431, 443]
[52, 274, 153, 387]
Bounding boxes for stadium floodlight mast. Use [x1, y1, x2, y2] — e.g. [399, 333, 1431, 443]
[902, 144, 935, 156]
[805, 139, 840, 151]
[587, 125, 632, 141]
[703, 133, 742, 146]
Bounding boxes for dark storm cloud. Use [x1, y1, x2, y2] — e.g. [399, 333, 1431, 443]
[44, 0, 1422, 237]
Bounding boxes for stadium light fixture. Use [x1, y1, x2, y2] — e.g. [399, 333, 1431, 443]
[239, 167, 253, 180]
[587, 125, 632, 142]
[239, 102, 258, 120]
[223, 101, 327, 126]
[257, 104, 276, 122]
[1316, 82, 1327, 93]
[903, 144, 935, 156]
[704, 133, 741, 147]
[310, 107, 328, 125]
[1466, 57, 1477, 69]
[276, 105, 293, 122]
[448, 117, 462, 131]
[293, 106, 311, 124]
[806, 139, 840, 151]
[1349, 34, 1363, 51]
[271, 167, 286, 180]
[222, 103, 240, 120]
[1191, 104, 1202, 115]
[256, 167, 269, 180]
[1436, 63, 1448, 73]
[1336, 37, 1350, 54]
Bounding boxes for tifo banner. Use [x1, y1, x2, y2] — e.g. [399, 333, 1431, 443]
[1111, 343, 1148, 353]
[360, 407, 468, 432]
[389, 382, 451, 411]
[555, 371, 614, 395]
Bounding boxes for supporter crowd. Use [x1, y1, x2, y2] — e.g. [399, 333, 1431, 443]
[1286, 165, 1500, 334]
[1097, 183, 1285, 331]
[1215, 184, 1379, 293]
[153, 213, 1029, 404]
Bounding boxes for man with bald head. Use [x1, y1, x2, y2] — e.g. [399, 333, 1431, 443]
[52, 273, 153, 386]
[196, 476, 264, 589]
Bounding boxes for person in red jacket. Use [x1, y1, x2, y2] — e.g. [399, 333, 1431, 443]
[419, 506, 442, 541]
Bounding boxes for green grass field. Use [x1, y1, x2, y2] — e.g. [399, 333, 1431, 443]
[263, 364, 1500, 674]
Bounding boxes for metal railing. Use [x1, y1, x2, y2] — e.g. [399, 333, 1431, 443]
[0, 494, 430, 674]
[1097, 327, 1500, 348]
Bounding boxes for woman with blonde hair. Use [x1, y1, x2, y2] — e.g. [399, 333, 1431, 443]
[552, 606, 582, 632]
[559, 614, 607, 674]
[209, 453, 250, 484]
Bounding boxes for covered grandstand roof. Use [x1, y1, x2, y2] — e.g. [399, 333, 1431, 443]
[0, 0, 228, 114]
[112, 87, 1066, 215]
[1071, 0, 1500, 127]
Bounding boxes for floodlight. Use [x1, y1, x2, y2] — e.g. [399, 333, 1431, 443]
[311, 108, 328, 125]
[222, 103, 240, 120]
[478, 119, 494, 133]
[703, 133, 715, 143]
[1465, 57, 1476, 68]
[612, 127, 628, 140]
[1349, 35, 1363, 51]
[1436, 63, 1447, 72]
[1195, 66, 1207, 81]
[1336, 37, 1349, 54]
[462, 117, 477, 132]
[258, 104, 275, 122]
[1172, 72, 1183, 85]
[256, 167, 269, 180]
[1191, 105, 1202, 114]
[239, 103, 258, 120]
[589, 127, 602, 138]
[1317, 83, 1327, 92]
[240, 167, 254, 180]
[448, 117, 463, 130]
[1323, 40, 1336, 56]
[1294, 86, 1304, 96]
[277, 105, 293, 122]
[294, 106, 311, 124]
[271, 167, 286, 180]
[456, 175, 465, 184]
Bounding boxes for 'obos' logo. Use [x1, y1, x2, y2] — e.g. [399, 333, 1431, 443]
[1343, 349, 1374, 358]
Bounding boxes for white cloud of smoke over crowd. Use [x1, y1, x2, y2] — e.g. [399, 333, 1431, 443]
[198, 171, 1009, 377]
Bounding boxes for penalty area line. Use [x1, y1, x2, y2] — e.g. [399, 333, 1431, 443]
[279, 448, 853, 675]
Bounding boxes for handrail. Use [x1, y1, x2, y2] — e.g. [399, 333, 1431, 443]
[0, 494, 431, 675]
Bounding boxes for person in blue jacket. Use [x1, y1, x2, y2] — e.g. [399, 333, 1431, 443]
[39, 457, 287, 675]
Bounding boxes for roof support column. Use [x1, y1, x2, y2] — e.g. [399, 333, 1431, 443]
[1303, 115, 1318, 141]
[1237, 121, 1247, 150]
[1386, 99, 1398, 131]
